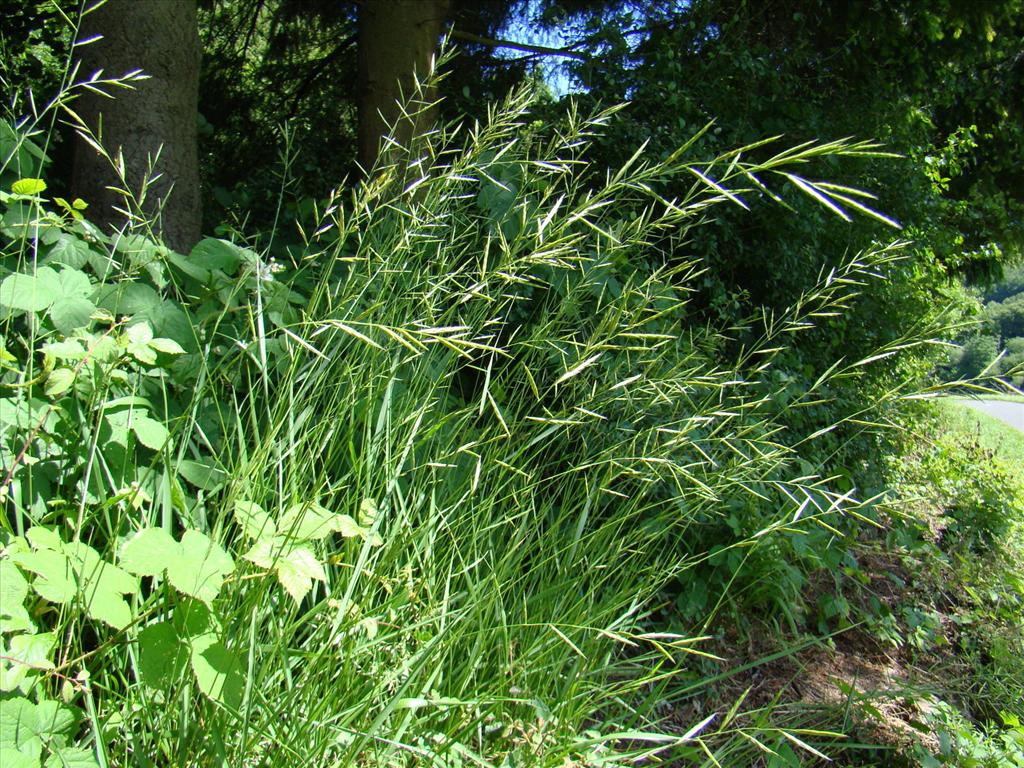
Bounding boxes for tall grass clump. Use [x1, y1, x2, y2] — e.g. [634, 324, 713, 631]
[1, 50, 943, 765]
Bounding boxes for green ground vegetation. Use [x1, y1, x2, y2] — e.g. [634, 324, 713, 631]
[2, 4, 1023, 767]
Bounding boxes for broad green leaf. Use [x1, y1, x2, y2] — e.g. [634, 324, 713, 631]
[33, 698, 78, 740]
[276, 547, 326, 605]
[120, 528, 179, 576]
[173, 598, 218, 639]
[14, 532, 137, 629]
[102, 411, 132, 449]
[166, 251, 211, 283]
[125, 323, 157, 365]
[0, 398, 52, 432]
[88, 335, 118, 362]
[115, 235, 163, 271]
[0, 268, 61, 313]
[358, 498, 378, 527]
[43, 368, 75, 398]
[12, 550, 77, 603]
[49, 297, 95, 334]
[189, 634, 243, 709]
[137, 621, 188, 690]
[56, 268, 91, 299]
[94, 282, 160, 315]
[11, 178, 46, 195]
[141, 300, 196, 352]
[233, 500, 275, 540]
[166, 531, 234, 605]
[60, 540, 98, 575]
[71, 559, 137, 629]
[123, 530, 235, 605]
[280, 503, 351, 541]
[242, 539, 279, 569]
[42, 339, 86, 361]
[334, 514, 364, 539]
[130, 343, 158, 369]
[177, 460, 227, 491]
[131, 414, 170, 450]
[0, 747, 38, 768]
[0, 560, 33, 633]
[46, 234, 92, 268]
[101, 395, 155, 410]
[1, 633, 56, 692]
[148, 337, 185, 355]
[125, 323, 153, 345]
[0, 696, 42, 755]
[45, 745, 100, 768]
[189, 238, 243, 273]
[24, 527, 63, 552]
[60, 540, 137, 630]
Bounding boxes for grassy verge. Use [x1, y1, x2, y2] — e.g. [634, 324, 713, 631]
[757, 399, 1024, 766]
[940, 397, 1024, 470]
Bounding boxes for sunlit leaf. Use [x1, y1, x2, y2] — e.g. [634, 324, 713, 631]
[131, 414, 170, 450]
[120, 528, 178, 576]
[189, 634, 243, 709]
[233, 500, 275, 540]
[0, 561, 33, 633]
[276, 547, 326, 604]
[0, 268, 61, 313]
[166, 530, 234, 604]
[11, 178, 46, 195]
[43, 368, 75, 398]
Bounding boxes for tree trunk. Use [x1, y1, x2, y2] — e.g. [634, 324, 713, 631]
[71, 0, 201, 253]
[357, 0, 451, 171]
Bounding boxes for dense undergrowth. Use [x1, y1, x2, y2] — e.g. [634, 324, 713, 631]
[2, 53, 1021, 768]
[844, 400, 1024, 767]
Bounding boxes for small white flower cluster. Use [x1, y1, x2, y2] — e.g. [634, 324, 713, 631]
[256, 258, 287, 282]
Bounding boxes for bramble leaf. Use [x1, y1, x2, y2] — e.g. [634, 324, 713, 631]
[0, 696, 43, 758]
[137, 621, 188, 690]
[276, 547, 326, 605]
[148, 337, 185, 355]
[1, 632, 55, 692]
[46, 234, 92, 268]
[189, 238, 243, 273]
[177, 460, 227, 491]
[12, 531, 138, 628]
[131, 414, 170, 450]
[49, 298, 95, 334]
[0, 560, 33, 633]
[0, 268, 61, 313]
[189, 634, 243, 709]
[280, 502, 355, 541]
[43, 368, 75, 398]
[45, 745, 100, 768]
[242, 539, 278, 569]
[120, 528, 178, 576]
[12, 550, 77, 603]
[233, 500, 275, 540]
[123, 528, 235, 604]
[166, 531, 234, 605]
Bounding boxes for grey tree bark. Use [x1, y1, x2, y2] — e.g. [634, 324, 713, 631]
[357, 0, 451, 171]
[71, 0, 201, 253]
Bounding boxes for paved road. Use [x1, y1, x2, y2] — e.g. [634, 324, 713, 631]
[956, 398, 1024, 433]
